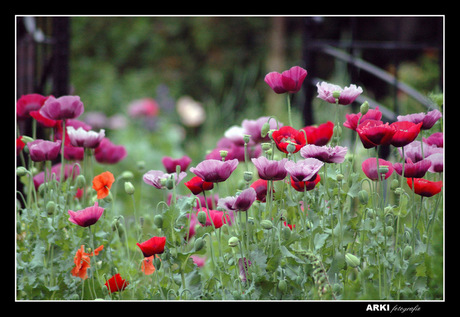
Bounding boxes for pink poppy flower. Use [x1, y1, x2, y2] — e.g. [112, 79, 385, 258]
[143, 170, 187, 189]
[284, 158, 324, 182]
[300, 144, 348, 164]
[39, 95, 84, 120]
[217, 187, 257, 212]
[242, 116, 282, 143]
[251, 157, 288, 181]
[423, 132, 443, 148]
[316, 82, 363, 105]
[68, 202, 104, 227]
[128, 98, 159, 118]
[33, 163, 79, 189]
[94, 138, 127, 164]
[27, 139, 61, 162]
[190, 159, 239, 183]
[425, 153, 443, 173]
[66, 126, 105, 149]
[361, 158, 393, 181]
[161, 155, 192, 173]
[264, 66, 307, 94]
[397, 109, 442, 130]
[398, 141, 443, 163]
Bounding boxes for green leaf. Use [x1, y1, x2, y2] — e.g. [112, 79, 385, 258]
[314, 233, 329, 251]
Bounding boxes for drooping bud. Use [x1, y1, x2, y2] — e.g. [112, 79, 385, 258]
[260, 219, 273, 230]
[345, 253, 360, 268]
[278, 279, 287, 293]
[358, 190, 369, 205]
[75, 174, 86, 188]
[16, 166, 28, 177]
[228, 236, 239, 247]
[194, 237, 206, 251]
[390, 178, 399, 191]
[46, 201, 56, 214]
[153, 214, 163, 228]
[403, 245, 413, 260]
[261, 122, 271, 138]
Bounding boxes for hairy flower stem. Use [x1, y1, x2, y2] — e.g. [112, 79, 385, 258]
[286, 94, 293, 127]
[60, 120, 66, 186]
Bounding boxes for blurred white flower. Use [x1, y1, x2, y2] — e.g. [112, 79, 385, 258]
[176, 96, 205, 127]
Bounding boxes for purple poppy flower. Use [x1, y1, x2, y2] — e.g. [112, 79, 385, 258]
[300, 144, 348, 163]
[426, 153, 443, 173]
[284, 158, 324, 182]
[161, 155, 192, 173]
[143, 170, 187, 189]
[27, 139, 61, 162]
[316, 81, 363, 105]
[39, 95, 84, 120]
[242, 116, 282, 143]
[398, 141, 443, 163]
[218, 187, 257, 212]
[238, 258, 252, 283]
[393, 158, 431, 178]
[33, 163, 79, 189]
[251, 157, 288, 181]
[361, 158, 393, 181]
[68, 202, 104, 227]
[66, 126, 105, 148]
[264, 66, 307, 94]
[190, 159, 239, 183]
[397, 109, 442, 130]
[94, 138, 127, 164]
[423, 132, 443, 148]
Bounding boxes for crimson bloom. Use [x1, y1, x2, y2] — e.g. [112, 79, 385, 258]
[271, 126, 306, 154]
[356, 120, 396, 149]
[190, 159, 239, 183]
[264, 66, 307, 94]
[343, 106, 383, 131]
[27, 139, 61, 162]
[301, 121, 334, 146]
[251, 157, 288, 181]
[136, 236, 166, 257]
[39, 95, 84, 120]
[407, 178, 443, 197]
[197, 207, 234, 229]
[250, 179, 273, 202]
[290, 173, 321, 192]
[30, 110, 60, 128]
[162, 155, 192, 173]
[184, 176, 214, 195]
[17, 93, 49, 119]
[390, 121, 422, 148]
[361, 158, 393, 181]
[68, 202, 104, 227]
[105, 273, 129, 293]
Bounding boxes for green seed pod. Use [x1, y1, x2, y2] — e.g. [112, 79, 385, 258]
[286, 142, 296, 154]
[332, 91, 341, 99]
[345, 253, 360, 268]
[261, 142, 271, 151]
[278, 279, 287, 293]
[403, 245, 413, 260]
[220, 150, 228, 159]
[194, 237, 206, 251]
[243, 134, 251, 144]
[243, 171, 253, 183]
[260, 219, 273, 230]
[154, 214, 163, 228]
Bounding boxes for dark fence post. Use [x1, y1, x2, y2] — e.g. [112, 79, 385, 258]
[52, 17, 70, 97]
[302, 18, 317, 127]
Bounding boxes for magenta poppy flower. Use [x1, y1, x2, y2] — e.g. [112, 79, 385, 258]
[343, 106, 383, 131]
[423, 132, 443, 148]
[356, 120, 396, 149]
[128, 98, 159, 118]
[264, 66, 307, 94]
[94, 138, 127, 164]
[398, 141, 443, 163]
[68, 201, 104, 227]
[17, 93, 49, 119]
[301, 121, 334, 146]
[66, 126, 105, 148]
[27, 139, 62, 162]
[271, 126, 306, 154]
[389, 121, 422, 148]
[290, 173, 321, 192]
[251, 157, 288, 181]
[397, 109, 442, 130]
[300, 144, 348, 164]
[33, 163, 79, 189]
[242, 116, 282, 143]
[361, 157, 393, 181]
[63, 144, 85, 161]
[162, 155, 192, 173]
[39, 95, 84, 120]
[218, 187, 257, 212]
[143, 170, 187, 189]
[393, 158, 431, 178]
[190, 159, 239, 183]
[316, 82, 363, 105]
[284, 158, 324, 182]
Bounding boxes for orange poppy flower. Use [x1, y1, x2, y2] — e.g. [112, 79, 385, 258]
[141, 255, 161, 275]
[92, 171, 115, 199]
[71, 245, 104, 280]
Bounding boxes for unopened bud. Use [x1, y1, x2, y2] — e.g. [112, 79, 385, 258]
[124, 181, 135, 195]
[278, 279, 287, 293]
[21, 136, 34, 144]
[360, 101, 369, 115]
[336, 173, 344, 182]
[260, 219, 273, 230]
[228, 236, 239, 247]
[46, 201, 56, 214]
[403, 245, 412, 260]
[165, 177, 174, 190]
[120, 171, 134, 180]
[390, 178, 399, 191]
[197, 210, 207, 225]
[261, 122, 271, 138]
[16, 166, 28, 177]
[333, 125, 342, 137]
[345, 253, 360, 268]
[154, 214, 163, 228]
[384, 205, 394, 215]
[194, 237, 206, 251]
[75, 174, 86, 188]
[358, 190, 369, 205]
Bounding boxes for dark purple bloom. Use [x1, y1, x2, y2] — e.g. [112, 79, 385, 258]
[218, 187, 257, 212]
[190, 159, 239, 183]
[251, 157, 288, 181]
[393, 158, 431, 178]
[94, 138, 127, 164]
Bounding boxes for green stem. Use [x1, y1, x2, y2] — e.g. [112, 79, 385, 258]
[286, 94, 293, 127]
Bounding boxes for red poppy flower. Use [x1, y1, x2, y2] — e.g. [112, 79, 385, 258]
[406, 178, 443, 197]
[271, 126, 307, 154]
[71, 245, 104, 280]
[17, 93, 49, 119]
[356, 120, 396, 149]
[390, 121, 423, 147]
[105, 273, 129, 293]
[290, 173, 321, 192]
[184, 176, 214, 195]
[92, 171, 115, 199]
[136, 236, 166, 257]
[250, 179, 274, 202]
[301, 121, 334, 146]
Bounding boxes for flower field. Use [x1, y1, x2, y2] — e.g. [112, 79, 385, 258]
[16, 64, 444, 301]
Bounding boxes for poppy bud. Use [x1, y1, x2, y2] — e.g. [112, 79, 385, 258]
[260, 219, 273, 230]
[281, 226, 291, 240]
[137, 160, 146, 171]
[278, 279, 287, 293]
[360, 101, 369, 115]
[333, 125, 342, 137]
[384, 205, 394, 215]
[358, 190, 369, 205]
[345, 253, 360, 268]
[121, 171, 134, 180]
[228, 236, 239, 247]
[336, 173, 344, 182]
[261, 122, 271, 138]
[154, 214, 163, 228]
[21, 135, 34, 144]
[390, 178, 399, 190]
[16, 166, 28, 177]
[75, 174, 86, 188]
[165, 177, 174, 190]
[194, 237, 206, 251]
[403, 245, 412, 260]
[124, 181, 135, 195]
[46, 201, 56, 214]
[197, 210, 207, 225]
